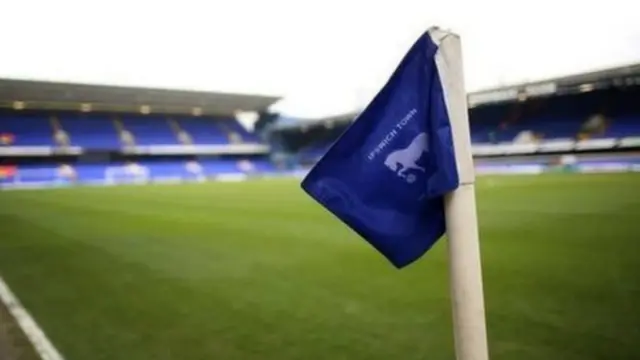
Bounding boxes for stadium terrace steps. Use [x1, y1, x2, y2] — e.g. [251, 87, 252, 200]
[217, 120, 261, 143]
[114, 116, 137, 147]
[228, 119, 260, 142]
[215, 121, 244, 144]
[167, 117, 193, 145]
[49, 115, 71, 147]
[49, 115, 61, 132]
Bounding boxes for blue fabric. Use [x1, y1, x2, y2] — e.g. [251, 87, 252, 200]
[301, 31, 460, 268]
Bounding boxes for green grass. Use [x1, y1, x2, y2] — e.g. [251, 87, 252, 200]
[0, 173, 639, 360]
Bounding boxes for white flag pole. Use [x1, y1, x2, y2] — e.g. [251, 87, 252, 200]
[431, 27, 490, 360]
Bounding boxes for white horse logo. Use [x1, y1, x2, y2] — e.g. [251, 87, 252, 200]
[384, 132, 428, 183]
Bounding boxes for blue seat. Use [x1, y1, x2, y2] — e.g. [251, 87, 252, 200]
[0, 112, 53, 146]
[121, 116, 178, 145]
[177, 117, 229, 145]
[60, 113, 120, 149]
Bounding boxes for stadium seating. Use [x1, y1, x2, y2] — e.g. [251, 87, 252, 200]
[177, 117, 234, 145]
[248, 159, 277, 172]
[0, 112, 266, 148]
[470, 89, 640, 143]
[468, 105, 507, 143]
[271, 87, 640, 164]
[120, 115, 178, 145]
[59, 113, 121, 149]
[74, 164, 107, 183]
[0, 107, 275, 188]
[225, 119, 260, 143]
[607, 116, 640, 138]
[470, 99, 587, 143]
[0, 112, 53, 146]
[297, 143, 331, 162]
[0, 156, 276, 186]
[198, 158, 263, 175]
[8, 164, 59, 183]
[1, 87, 638, 190]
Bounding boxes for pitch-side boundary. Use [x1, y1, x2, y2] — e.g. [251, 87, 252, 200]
[0, 276, 65, 360]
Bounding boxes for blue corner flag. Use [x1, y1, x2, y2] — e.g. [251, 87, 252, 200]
[301, 29, 462, 268]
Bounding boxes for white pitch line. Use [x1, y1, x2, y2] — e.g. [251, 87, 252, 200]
[0, 276, 65, 360]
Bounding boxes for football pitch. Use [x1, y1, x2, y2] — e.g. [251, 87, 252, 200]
[0, 173, 639, 360]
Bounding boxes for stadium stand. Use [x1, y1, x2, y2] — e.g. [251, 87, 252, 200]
[0, 110, 266, 151]
[262, 64, 640, 175]
[0, 157, 278, 186]
[74, 164, 105, 183]
[120, 115, 179, 145]
[59, 112, 121, 149]
[470, 88, 639, 144]
[273, 85, 639, 154]
[168, 118, 194, 145]
[176, 117, 233, 145]
[224, 119, 261, 143]
[1, 63, 639, 189]
[0, 110, 54, 146]
[0, 78, 280, 188]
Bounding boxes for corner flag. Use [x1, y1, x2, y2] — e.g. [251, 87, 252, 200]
[302, 27, 461, 268]
[301, 27, 489, 360]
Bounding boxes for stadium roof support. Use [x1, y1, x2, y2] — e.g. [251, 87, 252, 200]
[0, 78, 281, 116]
